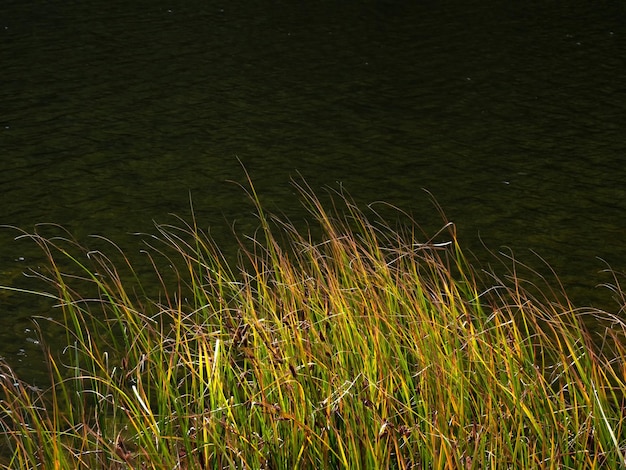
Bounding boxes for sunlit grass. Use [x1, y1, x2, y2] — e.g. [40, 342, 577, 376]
[1, 178, 626, 469]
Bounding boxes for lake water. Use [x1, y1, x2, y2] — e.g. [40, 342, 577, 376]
[2, 0, 626, 380]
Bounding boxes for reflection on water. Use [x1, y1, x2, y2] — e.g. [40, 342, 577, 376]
[2, 0, 626, 378]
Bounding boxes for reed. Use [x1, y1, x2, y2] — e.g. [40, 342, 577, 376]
[1, 179, 626, 469]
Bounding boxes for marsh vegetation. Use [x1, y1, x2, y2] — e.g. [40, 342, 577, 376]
[1, 179, 626, 469]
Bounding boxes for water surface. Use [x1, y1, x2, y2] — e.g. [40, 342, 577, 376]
[2, 0, 626, 379]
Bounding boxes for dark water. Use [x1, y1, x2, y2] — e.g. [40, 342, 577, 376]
[2, 0, 626, 379]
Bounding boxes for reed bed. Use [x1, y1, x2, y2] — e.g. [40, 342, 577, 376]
[1, 180, 626, 469]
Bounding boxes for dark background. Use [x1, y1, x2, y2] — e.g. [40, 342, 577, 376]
[2, 0, 626, 378]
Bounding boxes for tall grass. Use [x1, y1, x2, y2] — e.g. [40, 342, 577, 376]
[1, 179, 626, 469]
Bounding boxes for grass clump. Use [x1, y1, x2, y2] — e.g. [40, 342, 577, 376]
[1, 179, 626, 469]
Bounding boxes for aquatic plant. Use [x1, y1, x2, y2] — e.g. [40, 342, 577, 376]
[1, 178, 626, 469]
